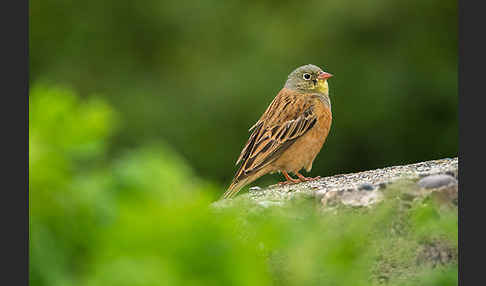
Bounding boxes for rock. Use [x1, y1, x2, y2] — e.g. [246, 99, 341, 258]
[417, 174, 457, 189]
[445, 171, 457, 178]
[321, 189, 383, 207]
[213, 157, 458, 210]
[358, 183, 374, 191]
[210, 158, 459, 280]
[430, 185, 458, 207]
[313, 189, 327, 201]
[320, 190, 340, 207]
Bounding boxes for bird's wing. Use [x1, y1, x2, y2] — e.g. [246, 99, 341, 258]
[232, 88, 318, 184]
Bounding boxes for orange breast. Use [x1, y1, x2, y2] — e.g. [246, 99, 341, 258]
[272, 98, 332, 173]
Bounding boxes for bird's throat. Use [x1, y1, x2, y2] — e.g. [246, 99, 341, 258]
[316, 79, 329, 95]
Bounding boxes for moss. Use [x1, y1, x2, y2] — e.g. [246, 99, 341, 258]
[223, 178, 458, 286]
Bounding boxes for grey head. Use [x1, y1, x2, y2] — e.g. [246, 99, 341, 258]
[284, 64, 333, 94]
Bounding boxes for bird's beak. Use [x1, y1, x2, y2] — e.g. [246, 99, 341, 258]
[318, 72, 333, 80]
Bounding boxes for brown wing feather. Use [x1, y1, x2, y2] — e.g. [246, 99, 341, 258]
[228, 88, 318, 192]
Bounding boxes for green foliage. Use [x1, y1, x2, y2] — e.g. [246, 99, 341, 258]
[30, 86, 457, 286]
[30, 0, 459, 276]
[29, 86, 221, 285]
[30, 0, 459, 283]
[409, 198, 458, 248]
[29, 85, 457, 286]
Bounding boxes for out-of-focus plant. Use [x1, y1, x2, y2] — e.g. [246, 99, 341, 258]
[29, 85, 457, 286]
[29, 85, 222, 286]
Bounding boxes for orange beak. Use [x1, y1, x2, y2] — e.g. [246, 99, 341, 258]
[318, 71, 333, 80]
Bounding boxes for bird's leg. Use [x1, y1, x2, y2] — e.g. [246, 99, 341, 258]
[295, 171, 321, 182]
[278, 171, 300, 185]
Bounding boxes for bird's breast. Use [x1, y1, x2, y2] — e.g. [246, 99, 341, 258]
[312, 96, 332, 130]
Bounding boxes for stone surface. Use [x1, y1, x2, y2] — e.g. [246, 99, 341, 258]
[237, 157, 458, 208]
[211, 158, 459, 279]
[358, 183, 375, 191]
[417, 174, 457, 189]
[321, 188, 383, 207]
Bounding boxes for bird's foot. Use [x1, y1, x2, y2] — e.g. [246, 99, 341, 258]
[278, 179, 300, 185]
[279, 171, 300, 185]
[295, 172, 321, 182]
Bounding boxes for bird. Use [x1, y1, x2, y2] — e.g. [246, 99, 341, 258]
[222, 64, 333, 199]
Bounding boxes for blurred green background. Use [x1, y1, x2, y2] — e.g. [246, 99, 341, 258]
[30, 0, 458, 188]
[30, 0, 457, 285]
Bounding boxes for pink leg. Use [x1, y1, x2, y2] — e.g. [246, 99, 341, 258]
[295, 171, 321, 182]
[278, 171, 300, 185]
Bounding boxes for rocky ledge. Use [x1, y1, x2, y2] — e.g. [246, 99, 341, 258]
[211, 158, 459, 281]
[214, 157, 458, 208]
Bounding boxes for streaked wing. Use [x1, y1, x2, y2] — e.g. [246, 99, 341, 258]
[232, 88, 317, 184]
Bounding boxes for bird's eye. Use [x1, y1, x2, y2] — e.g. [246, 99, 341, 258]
[303, 73, 311, 80]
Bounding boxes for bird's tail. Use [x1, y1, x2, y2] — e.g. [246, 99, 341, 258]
[221, 169, 266, 200]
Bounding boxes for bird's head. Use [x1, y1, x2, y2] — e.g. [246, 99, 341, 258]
[284, 64, 333, 95]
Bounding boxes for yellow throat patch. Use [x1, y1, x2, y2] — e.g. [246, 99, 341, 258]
[316, 79, 329, 95]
